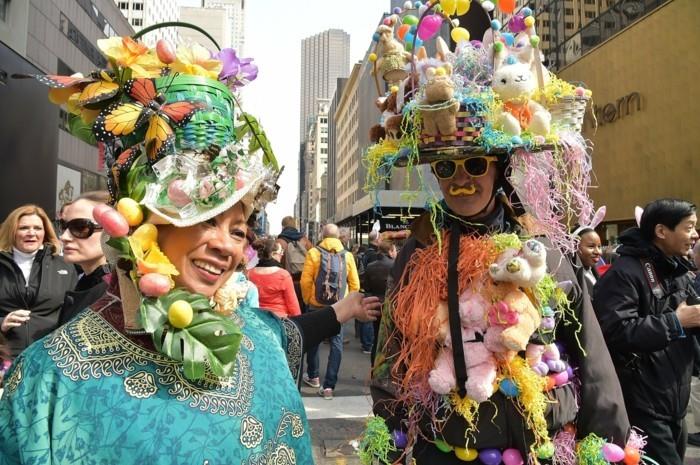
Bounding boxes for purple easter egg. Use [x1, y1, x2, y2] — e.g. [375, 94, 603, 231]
[553, 370, 569, 386]
[566, 365, 574, 378]
[602, 443, 625, 462]
[392, 429, 408, 449]
[509, 15, 526, 33]
[540, 316, 555, 330]
[479, 448, 503, 465]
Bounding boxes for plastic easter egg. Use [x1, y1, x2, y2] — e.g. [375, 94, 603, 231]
[493, 41, 505, 53]
[167, 179, 192, 208]
[522, 7, 533, 17]
[452, 19, 460, 27]
[404, 41, 414, 52]
[383, 17, 393, 26]
[403, 14, 419, 25]
[392, 429, 408, 448]
[156, 39, 176, 64]
[441, 0, 457, 15]
[575, 86, 587, 97]
[398, 24, 411, 40]
[96, 206, 129, 238]
[602, 443, 625, 463]
[168, 300, 193, 328]
[510, 135, 522, 145]
[540, 316, 555, 330]
[131, 223, 158, 251]
[566, 365, 574, 378]
[541, 306, 554, 317]
[502, 448, 524, 465]
[524, 16, 535, 28]
[479, 448, 502, 465]
[530, 35, 541, 47]
[414, 1, 423, 7]
[372, 32, 380, 42]
[490, 19, 501, 31]
[456, 0, 471, 15]
[509, 15, 526, 33]
[501, 32, 514, 46]
[434, 439, 453, 453]
[553, 370, 569, 386]
[369, 52, 378, 62]
[92, 204, 112, 224]
[139, 273, 172, 297]
[454, 447, 478, 461]
[481, 1, 495, 12]
[563, 423, 576, 434]
[451, 27, 470, 43]
[393, 6, 402, 14]
[117, 197, 144, 227]
[623, 447, 641, 465]
[537, 442, 555, 459]
[404, 1, 413, 9]
[499, 378, 519, 397]
[498, 0, 516, 14]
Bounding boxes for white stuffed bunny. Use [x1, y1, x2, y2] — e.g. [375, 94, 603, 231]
[491, 62, 551, 137]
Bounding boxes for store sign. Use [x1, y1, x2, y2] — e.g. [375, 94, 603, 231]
[586, 92, 641, 128]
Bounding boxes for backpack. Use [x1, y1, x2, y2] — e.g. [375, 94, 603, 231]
[284, 240, 307, 278]
[314, 247, 348, 305]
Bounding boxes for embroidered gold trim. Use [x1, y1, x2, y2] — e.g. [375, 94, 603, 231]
[44, 311, 254, 417]
[124, 371, 158, 399]
[240, 415, 264, 448]
[3, 358, 22, 395]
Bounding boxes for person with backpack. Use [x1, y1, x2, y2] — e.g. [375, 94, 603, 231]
[276, 216, 312, 311]
[300, 223, 360, 399]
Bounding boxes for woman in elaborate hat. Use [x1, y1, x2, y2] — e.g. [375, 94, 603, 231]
[0, 26, 380, 464]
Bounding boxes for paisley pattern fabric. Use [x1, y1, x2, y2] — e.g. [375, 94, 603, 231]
[0, 296, 311, 465]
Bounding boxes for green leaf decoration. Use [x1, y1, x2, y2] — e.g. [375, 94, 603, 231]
[106, 236, 132, 259]
[67, 114, 97, 146]
[140, 289, 243, 380]
[234, 111, 279, 171]
[125, 158, 153, 202]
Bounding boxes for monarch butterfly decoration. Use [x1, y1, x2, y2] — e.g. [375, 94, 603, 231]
[93, 78, 202, 163]
[107, 146, 142, 204]
[13, 71, 120, 107]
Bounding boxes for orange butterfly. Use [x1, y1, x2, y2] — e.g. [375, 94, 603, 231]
[14, 71, 119, 106]
[93, 78, 201, 162]
[107, 146, 141, 204]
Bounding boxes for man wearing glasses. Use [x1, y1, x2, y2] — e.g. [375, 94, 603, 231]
[370, 149, 629, 463]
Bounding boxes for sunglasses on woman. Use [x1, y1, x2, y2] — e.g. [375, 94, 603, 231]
[59, 218, 103, 239]
[430, 156, 498, 180]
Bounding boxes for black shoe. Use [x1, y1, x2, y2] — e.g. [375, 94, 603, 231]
[688, 432, 700, 447]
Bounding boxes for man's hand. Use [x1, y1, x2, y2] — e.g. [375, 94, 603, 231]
[332, 292, 382, 324]
[675, 301, 700, 328]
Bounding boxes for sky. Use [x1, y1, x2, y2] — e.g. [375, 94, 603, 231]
[180, 0, 390, 234]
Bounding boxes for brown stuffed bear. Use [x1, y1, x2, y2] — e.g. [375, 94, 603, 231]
[420, 64, 459, 137]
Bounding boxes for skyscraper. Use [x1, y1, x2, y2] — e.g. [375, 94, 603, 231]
[203, 0, 245, 53]
[114, 0, 179, 45]
[299, 29, 350, 141]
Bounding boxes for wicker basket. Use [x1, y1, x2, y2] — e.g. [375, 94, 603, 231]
[548, 95, 589, 133]
[156, 75, 236, 151]
[419, 100, 487, 148]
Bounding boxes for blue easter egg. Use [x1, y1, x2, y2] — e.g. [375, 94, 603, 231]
[373, 32, 380, 42]
[522, 7, 533, 17]
[500, 378, 519, 397]
[491, 19, 502, 31]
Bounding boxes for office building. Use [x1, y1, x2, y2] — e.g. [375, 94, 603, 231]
[114, 0, 178, 45]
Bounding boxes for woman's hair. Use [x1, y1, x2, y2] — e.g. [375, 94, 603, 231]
[573, 227, 596, 237]
[640, 199, 696, 241]
[0, 204, 61, 254]
[253, 237, 280, 260]
[64, 190, 110, 207]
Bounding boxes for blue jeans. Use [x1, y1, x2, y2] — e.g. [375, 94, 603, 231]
[359, 321, 374, 351]
[307, 325, 343, 390]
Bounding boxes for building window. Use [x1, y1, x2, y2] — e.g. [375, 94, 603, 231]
[584, 0, 595, 4]
[118, 1, 129, 9]
[321, 137, 327, 144]
[564, 8, 574, 15]
[585, 11, 596, 18]
[0, 0, 8, 22]
[320, 148, 328, 154]
[565, 22, 575, 29]
[133, 2, 143, 11]
[132, 18, 142, 26]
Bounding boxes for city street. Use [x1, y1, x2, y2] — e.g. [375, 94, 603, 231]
[303, 325, 700, 465]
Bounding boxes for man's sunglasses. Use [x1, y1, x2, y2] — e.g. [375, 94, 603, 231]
[59, 218, 103, 239]
[430, 156, 498, 180]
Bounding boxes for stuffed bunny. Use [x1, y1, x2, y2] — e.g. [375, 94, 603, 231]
[491, 62, 551, 137]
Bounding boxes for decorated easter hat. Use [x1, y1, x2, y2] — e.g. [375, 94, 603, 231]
[18, 23, 280, 381]
[364, 1, 597, 254]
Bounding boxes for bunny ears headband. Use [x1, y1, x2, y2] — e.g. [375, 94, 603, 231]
[572, 206, 607, 237]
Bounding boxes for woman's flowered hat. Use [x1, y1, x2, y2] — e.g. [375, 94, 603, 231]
[18, 23, 280, 381]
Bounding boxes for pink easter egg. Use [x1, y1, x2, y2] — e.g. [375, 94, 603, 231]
[139, 273, 172, 297]
[167, 179, 192, 207]
[602, 443, 626, 462]
[552, 370, 569, 386]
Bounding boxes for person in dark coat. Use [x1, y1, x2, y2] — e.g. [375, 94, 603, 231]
[593, 198, 700, 465]
[0, 205, 78, 359]
[370, 153, 630, 464]
[275, 216, 312, 311]
[57, 191, 112, 325]
[361, 239, 396, 362]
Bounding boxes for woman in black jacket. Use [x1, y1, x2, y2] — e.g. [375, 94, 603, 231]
[57, 191, 112, 325]
[0, 205, 77, 359]
[593, 199, 700, 465]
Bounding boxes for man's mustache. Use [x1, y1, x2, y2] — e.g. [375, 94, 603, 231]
[449, 185, 476, 196]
